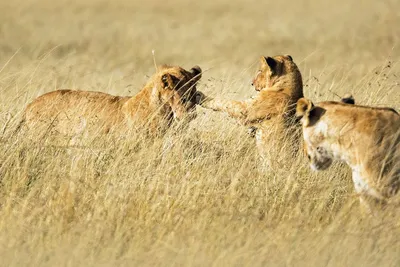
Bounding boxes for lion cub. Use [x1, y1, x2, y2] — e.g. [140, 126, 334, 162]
[199, 55, 303, 170]
[21, 65, 202, 138]
[296, 97, 400, 209]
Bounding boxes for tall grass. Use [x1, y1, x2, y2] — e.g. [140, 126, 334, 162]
[0, 0, 399, 266]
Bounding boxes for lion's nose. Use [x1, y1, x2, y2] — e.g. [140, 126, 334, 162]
[195, 91, 205, 104]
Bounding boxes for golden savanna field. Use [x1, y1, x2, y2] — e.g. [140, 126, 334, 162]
[0, 0, 399, 266]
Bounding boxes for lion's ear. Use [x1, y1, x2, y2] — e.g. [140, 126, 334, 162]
[297, 98, 326, 127]
[341, 94, 355, 105]
[265, 57, 277, 70]
[296, 98, 314, 118]
[259, 56, 267, 67]
[260, 56, 278, 73]
[191, 65, 202, 78]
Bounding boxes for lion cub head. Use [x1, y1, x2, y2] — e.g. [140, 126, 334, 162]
[296, 98, 331, 170]
[155, 65, 202, 121]
[295, 96, 355, 171]
[252, 55, 303, 98]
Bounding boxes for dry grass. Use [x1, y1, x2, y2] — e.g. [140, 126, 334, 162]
[0, 0, 400, 266]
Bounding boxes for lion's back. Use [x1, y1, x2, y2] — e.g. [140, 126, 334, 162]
[320, 102, 399, 136]
[23, 90, 130, 137]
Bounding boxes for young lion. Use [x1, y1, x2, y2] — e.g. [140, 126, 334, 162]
[296, 98, 400, 209]
[199, 55, 304, 169]
[21, 65, 202, 139]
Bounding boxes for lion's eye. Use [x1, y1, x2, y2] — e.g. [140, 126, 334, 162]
[307, 154, 311, 160]
[316, 147, 323, 153]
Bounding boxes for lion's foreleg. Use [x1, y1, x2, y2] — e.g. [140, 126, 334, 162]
[201, 97, 249, 122]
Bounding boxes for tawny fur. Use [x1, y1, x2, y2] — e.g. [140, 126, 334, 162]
[199, 55, 303, 169]
[22, 65, 202, 138]
[297, 98, 400, 209]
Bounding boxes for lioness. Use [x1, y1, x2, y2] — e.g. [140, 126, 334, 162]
[21, 65, 202, 139]
[296, 98, 400, 209]
[199, 55, 303, 169]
